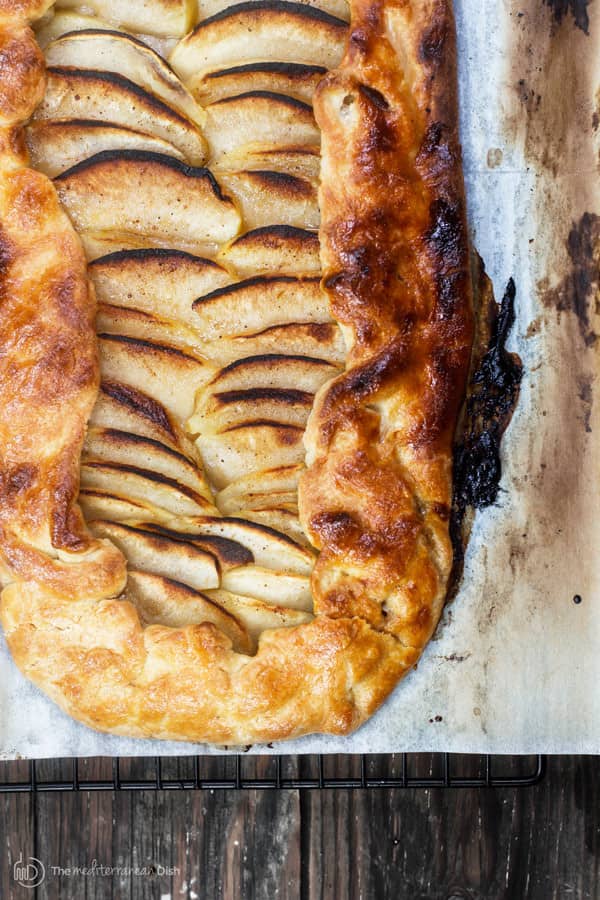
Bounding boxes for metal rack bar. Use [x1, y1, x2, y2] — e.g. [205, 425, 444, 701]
[0, 755, 546, 792]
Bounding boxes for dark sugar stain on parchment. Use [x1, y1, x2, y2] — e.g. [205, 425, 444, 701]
[540, 213, 600, 348]
[448, 255, 523, 595]
[543, 0, 591, 33]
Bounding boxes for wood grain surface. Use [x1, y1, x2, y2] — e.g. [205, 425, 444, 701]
[0, 755, 597, 900]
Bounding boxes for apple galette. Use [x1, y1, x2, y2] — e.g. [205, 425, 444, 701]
[0, 0, 473, 743]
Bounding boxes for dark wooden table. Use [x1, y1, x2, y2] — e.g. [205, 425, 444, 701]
[0, 755, 598, 900]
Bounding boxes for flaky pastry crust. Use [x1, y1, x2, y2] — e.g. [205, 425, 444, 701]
[0, 0, 472, 743]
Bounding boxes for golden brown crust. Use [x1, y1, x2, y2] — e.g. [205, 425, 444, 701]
[0, 0, 472, 744]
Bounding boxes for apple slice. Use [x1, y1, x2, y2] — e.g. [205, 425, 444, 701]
[81, 461, 214, 517]
[196, 0, 350, 24]
[84, 426, 213, 503]
[221, 565, 311, 610]
[54, 0, 195, 37]
[240, 507, 311, 547]
[208, 353, 338, 394]
[45, 30, 205, 127]
[170, 1, 348, 83]
[79, 488, 162, 523]
[218, 489, 298, 514]
[192, 62, 327, 105]
[127, 570, 253, 654]
[196, 424, 305, 488]
[186, 515, 313, 573]
[89, 249, 233, 323]
[218, 169, 318, 230]
[218, 225, 320, 277]
[36, 68, 207, 165]
[97, 303, 205, 354]
[189, 386, 314, 434]
[35, 11, 100, 49]
[91, 381, 197, 461]
[55, 150, 241, 246]
[217, 322, 346, 366]
[216, 464, 302, 509]
[204, 588, 312, 641]
[90, 520, 220, 590]
[213, 144, 320, 179]
[203, 91, 318, 161]
[26, 120, 185, 178]
[192, 276, 328, 341]
[98, 333, 213, 422]
[138, 522, 254, 572]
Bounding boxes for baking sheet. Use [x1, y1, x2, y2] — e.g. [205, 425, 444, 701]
[1, 0, 599, 758]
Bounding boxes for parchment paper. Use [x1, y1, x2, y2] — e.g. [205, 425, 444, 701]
[1, 0, 599, 758]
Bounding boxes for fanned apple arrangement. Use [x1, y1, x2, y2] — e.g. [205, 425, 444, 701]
[28, 0, 350, 655]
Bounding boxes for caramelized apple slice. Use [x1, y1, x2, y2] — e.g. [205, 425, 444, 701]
[222, 565, 311, 610]
[98, 333, 213, 422]
[36, 68, 207, 164]
[203, 92, 318, 161]
[204, 588, 312, 642]
[127, 570, 253, 654]
[54, 0, 195, 37]
[170, 1, 347, 83]
[55, 151, 241, 247]
[189, 387, 314, 434]
[90, 520, 220, 590]
[218, 169, 318, 230]
[192, 277, 327, 341]
[207, 353, 337, 393]
[196, 423, 305, 488]
[89, 249, 233, 323]
[81, 461, 213, 517]
[45, 30, 205, 127]
[218, 225, 320, 276]
[193, 62, 327, 105]
[27, 120, 185, 178]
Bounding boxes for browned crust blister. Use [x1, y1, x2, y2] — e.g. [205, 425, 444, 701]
[0, 0, 473, 744]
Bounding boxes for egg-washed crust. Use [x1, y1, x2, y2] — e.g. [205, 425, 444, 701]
[0, 0, 473, 743]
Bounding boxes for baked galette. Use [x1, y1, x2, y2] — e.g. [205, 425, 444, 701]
[0, 0, 473, 743]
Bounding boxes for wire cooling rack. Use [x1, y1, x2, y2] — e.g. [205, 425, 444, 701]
[0, 754, 546, 791]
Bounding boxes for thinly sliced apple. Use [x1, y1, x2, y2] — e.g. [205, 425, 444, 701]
[220, 489, 298, 514]
[45, 30, 205, 127]
[222, 565, 311, 610]
[84, 426, 213, 502]
[216, 322, 346, 365]
[192, 276, 327, 341]
[240, 508, 311, 547]
[187, 515, 313, 573]
[35, 11, 100, 49]
[196, 423, 305, 488]
[97, 303, 205, 354]
[79, 488, 167, 523]
[170, 1, 348, 82]
[36, 68, 206, 164]
[98, 332, 213, 422]
[203, 92, 318, 161]
[26, 120, 184, 178]
[192, 62, 327, 106]
[216, 465, 302, 509]
[204, 588, 312, 640]
[91, 381, 197, 459]
[55, 151, 241, 246]
[196, 0, 349, 24]
[81, 461, 213, 517]
[54, 0, 195, 37]
[218, 225, 320, 276]
[127, 570, 252, 654]
[207, 353, 338, 394]
[218, 170, 318, 230]
[90, 249, 233, 324]
[189, 387, 314, 434]
[137, 522, 254, 572]
[213, 144, 320, 179]
[90, 520, 220, 590]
